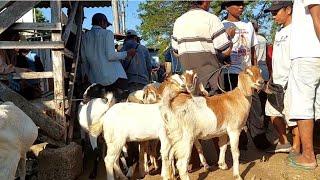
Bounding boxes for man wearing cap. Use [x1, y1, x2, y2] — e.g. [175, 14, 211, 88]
[264, 1, 301, 154]
[172, 0, 234, 95]
[222, 1, 273, 151]
[120, 29, 152, 92]
[286, 0, 320, 170]
[81, 13, 136, 93]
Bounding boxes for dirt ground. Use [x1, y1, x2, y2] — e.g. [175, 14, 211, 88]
[78, 127, 320, 180]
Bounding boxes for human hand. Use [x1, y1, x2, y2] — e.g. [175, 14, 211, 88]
[127, 48, 136, 57]
[225, 27, 236, 39]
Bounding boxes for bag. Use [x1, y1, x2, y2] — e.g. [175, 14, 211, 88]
[267, 78, 285, 112]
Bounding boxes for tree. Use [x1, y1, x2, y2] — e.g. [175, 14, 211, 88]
[137, 0, 276, 61]
[35, 8, 48, 23]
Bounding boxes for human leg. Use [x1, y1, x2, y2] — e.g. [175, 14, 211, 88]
[287, 58, 320, 167]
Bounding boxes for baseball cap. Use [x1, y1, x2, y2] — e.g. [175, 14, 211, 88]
[264, 1, 293, 13]
[126, 29, 138, 37]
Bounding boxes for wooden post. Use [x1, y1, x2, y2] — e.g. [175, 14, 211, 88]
[51, 1, 66, 141]
[62, 1, 79, 45]
[67, 3, 83, 142]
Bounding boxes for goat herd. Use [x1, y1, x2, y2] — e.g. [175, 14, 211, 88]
[78, 66, 265, 180]
[0, 66, 264, 180]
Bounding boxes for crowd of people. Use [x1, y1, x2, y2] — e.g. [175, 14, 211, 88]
[79, 0, 320, 172]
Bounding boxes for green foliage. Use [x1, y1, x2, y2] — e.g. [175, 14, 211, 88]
[35, 8, 48, 23]
[137, 0, 277, 61]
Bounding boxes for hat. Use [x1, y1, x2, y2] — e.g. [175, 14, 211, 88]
[264, 1, 293, 13]
[221, 1, 244, 9]
[126, 29, 138, 37]
[92, 13, 112, 26]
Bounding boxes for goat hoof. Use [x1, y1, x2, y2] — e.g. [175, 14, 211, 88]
[218, 163, 228, 170]
[234, 175, 243, 180]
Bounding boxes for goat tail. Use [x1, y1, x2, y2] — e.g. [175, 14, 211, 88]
[89, 118, 104, 137]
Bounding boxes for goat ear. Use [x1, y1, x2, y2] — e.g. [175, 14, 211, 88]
[238, 73, 252, 96]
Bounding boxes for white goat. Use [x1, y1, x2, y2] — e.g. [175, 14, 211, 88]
[160, 66, 264, 180]
[89, 74, 188, 180]
[0, 101, 38, 180]
[78, 91, 115, 178]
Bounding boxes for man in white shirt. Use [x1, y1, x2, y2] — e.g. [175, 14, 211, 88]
[222, 1, 271, 151]
[172, 1, 234, 95]
[253, 21, 269, 81]
[171, 0, 235, 171]
[287, 0, 320, 170]
[81, 13, 136, 92]
[264, 1, 300, 154]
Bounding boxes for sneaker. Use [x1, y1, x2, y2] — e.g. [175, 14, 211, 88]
[266, 142, 292, 153]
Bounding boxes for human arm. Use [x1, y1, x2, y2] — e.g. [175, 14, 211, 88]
[210, 16, 234, 58]
[105, 31, 129, 61]
[251, 25, 259, 66]
[308, 4, 320, 41]
[144, 48, 152, 78]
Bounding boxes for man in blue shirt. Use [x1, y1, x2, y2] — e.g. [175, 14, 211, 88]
[121, 30, 152, 92]
[81, 13, 136, 92]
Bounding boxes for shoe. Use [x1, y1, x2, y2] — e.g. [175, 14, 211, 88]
[266, 143, 292, 153]
[253, 133, 272, 150]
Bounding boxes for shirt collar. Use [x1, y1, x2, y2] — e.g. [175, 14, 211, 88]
[91, 25, 103, 30]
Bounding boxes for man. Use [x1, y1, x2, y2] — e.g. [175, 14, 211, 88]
[120, 29, 152, 93]
[222, 1, 271, 150]
[287, 0, 320, 169]
[264, 1, 301, 154]
[171, 0, 235, 171]
[253, 21, 269, 81]
[172, 0, 234, 95]
[81, 13, 136, 93]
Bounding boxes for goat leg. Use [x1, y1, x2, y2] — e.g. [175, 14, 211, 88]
[194, 139, 210, 171]
[228, 130, 243, 180]
[18, 154, 26, 180]
[218, 135, 228, 170]
[89, 148, 99, 179]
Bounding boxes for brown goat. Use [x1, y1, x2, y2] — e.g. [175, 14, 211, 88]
[160, 66, 264, 180]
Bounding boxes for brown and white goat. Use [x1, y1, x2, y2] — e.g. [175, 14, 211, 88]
[160, 66, 264, 180]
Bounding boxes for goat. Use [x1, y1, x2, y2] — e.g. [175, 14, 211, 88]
[127, 72, 209, 175]
[88, 74, 189, 180]
[78, 89, 115, 178]
[0, 101, 38, 180]
[160, 66, 264, 180]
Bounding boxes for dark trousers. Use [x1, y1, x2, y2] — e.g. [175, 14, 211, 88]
[224, 73, 239, 91]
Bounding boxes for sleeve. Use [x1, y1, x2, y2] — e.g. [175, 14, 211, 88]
[105, 30, 127, 61]
[144, 47, 152, 72]
[304, 0, 320, 7]
[249, 22, 259, 47]
[80, 34, 89, 77]
[171, 20, 179, 52]
[210, 16, 232, 51]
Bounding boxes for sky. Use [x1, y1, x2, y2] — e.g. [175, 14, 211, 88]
[41, 1, 143, 33]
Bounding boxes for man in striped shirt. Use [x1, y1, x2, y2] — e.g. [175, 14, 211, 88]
[172, 1, 234, 94]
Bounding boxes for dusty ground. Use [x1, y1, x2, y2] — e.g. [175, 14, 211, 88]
[78, 128, 320, 180]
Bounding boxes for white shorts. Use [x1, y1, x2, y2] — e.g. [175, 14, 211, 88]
[265, 92, 297, 127]
[287, 58, 320, 120]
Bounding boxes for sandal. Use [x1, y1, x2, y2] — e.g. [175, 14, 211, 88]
[288, 156, 317, 170]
